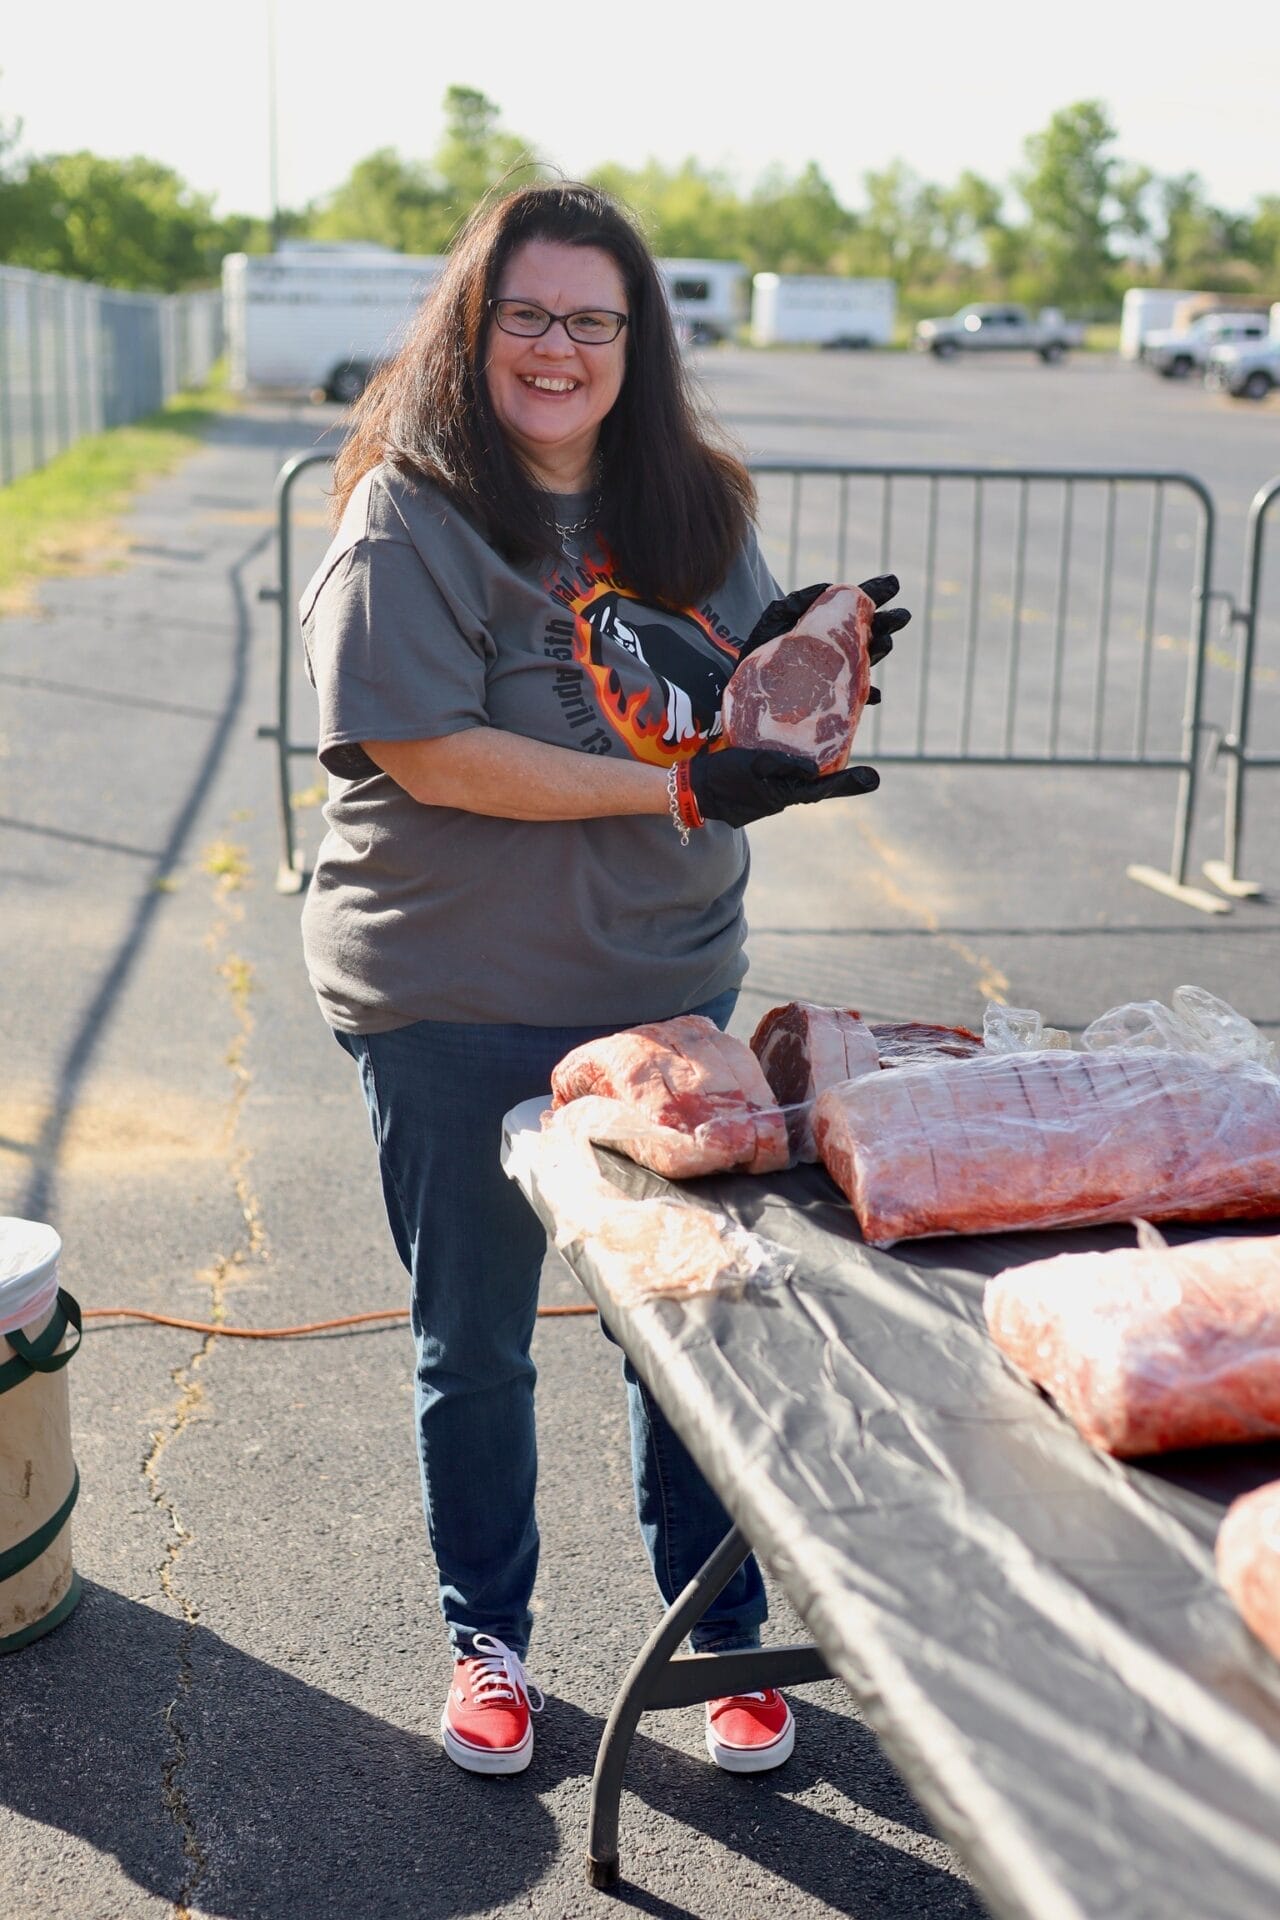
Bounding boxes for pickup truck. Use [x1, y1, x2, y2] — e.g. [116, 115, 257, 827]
[1142, 310, 1270, 379]
[914, 304, 1085, 362]
[1204, 335, 1280, 400]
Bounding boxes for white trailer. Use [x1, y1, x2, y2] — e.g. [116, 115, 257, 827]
[656, 259, 749, 344]
[1118, 287, 1209, 361]
[751, 274, 896, 348]
[223, 246, 446, 400]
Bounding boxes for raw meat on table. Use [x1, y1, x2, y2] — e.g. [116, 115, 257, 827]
[551, 1014, 789, 1179]
[721, 584, 873, 773]
[750, 1003, 987, 1158]
[813, 1048, 1280, 1245]
[869, 1021, 984, 1067]
[983, 1232, 1280, 1454]
[750, 1003, 879, 1157]
[1217, 1481, 1280, 1664]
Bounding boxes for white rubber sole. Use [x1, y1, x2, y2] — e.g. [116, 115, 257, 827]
[441, 1712, 533, 1775]
[705, 1703, 795, 1773]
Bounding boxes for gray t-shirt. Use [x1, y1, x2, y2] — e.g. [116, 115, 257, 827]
[299, 465, 780, 1031]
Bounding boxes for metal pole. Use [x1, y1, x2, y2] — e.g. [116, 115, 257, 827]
[1221, 479, 1280, 885]
[0, 273, 14, 485]
[1170, 483, 1215, 885]
[267, 0, 281, 250]
[586, 1525, 752, 1889]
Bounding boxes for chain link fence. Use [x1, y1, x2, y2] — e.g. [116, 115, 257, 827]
[0, 265, 223, 486]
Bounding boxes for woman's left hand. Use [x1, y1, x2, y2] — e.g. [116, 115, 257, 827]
[739, 575, 910, 705]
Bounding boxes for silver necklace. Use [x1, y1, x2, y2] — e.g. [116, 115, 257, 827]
[550, 493, 601, 542]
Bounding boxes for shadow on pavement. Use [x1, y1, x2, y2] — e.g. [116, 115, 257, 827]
[5, 1586, 984, 1918]
[1, 1582, 556, 1919]
[17, 526, 270, 1228]
[610, 1697, 986, 1918]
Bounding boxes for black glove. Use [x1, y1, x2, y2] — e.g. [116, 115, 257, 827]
[740, 575, 910, 705]
[686, 747, 879, 830]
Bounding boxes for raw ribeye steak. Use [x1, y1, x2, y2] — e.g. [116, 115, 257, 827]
[1217, 1481, 1280, 1663]
[721, 585, 873, 773]
[749, 1002, 880, 1159]
[551, 1014, 788, 1179]
[750, 1003, 880, 1105]
[812, 1049, 1280, 1245]
[984, 1233, 1280, 1455]
[869, 1021, 983, 1067]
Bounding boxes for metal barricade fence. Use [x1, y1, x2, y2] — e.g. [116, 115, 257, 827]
[0, 265, 223, 484]
[258, 453, 1220, 906]
[1205, 473, 1280, 898]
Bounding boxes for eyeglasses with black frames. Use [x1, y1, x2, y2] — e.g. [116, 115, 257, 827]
[489, 299, 629, 345]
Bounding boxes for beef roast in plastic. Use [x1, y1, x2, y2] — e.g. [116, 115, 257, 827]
[1217, 1480, 1280, 1663]
[983, 1230, 1280, 1455]
[813, 1049, 1280, 1245]
[721, 584, 873, 773]
[551, 1013, 789, 1179]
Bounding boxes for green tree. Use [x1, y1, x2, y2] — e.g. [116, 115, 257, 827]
[588, 157, 744, 260]
[1152, 171, 1256, 287]
[1109, 162, 1155, 262]
[433, 84, 540, 220]
[308, 147, 448, 252]
[848, 162, 949, 286]
[309, 87, 542, 254]
[1017, 100, 1120, 307]
[1246, 195, 1280, 278]
[739, 162, 853, 273]
[1, 152, 232, 288]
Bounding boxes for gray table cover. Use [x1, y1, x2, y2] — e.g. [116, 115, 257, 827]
[503, 1098, 1280, 1920]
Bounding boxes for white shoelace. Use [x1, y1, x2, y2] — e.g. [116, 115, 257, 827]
[461, 1633, 545, 1713]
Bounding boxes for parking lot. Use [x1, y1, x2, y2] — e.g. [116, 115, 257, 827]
[2, 350, 1279, 1920]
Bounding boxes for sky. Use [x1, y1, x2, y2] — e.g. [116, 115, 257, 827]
[4, 1, 1278, 222]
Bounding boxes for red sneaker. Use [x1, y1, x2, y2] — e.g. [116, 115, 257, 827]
[705, 1689, 795, 1773]
[441, 1634, 544, 1776]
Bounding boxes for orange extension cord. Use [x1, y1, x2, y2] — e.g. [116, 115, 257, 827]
[82, 1302, 596, 1338]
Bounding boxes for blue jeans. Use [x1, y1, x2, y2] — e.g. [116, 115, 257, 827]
[335, 991, 766, 1661]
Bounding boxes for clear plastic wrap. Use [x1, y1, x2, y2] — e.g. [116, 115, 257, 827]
[505, 1099, 796, 1305]
[983, 1223, 1280, 1455]
[1081, 985, 1278, 1071]
[813, 1047, 1280, 1246]
[982, 1005, 1072, 1053]
[551, 1014, 790, 1177]
[1216, 1480, 1280, 1663]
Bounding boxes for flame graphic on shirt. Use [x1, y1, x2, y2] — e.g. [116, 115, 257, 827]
[556, 552, 741, 766]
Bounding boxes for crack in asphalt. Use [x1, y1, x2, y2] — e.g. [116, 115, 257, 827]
[143, 843, 267, 1916]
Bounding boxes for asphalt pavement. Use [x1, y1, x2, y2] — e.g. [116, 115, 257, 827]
[2, 352, 1278, 1920]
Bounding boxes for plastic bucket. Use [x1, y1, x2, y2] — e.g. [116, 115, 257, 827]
[0, 1219, 82, 1652]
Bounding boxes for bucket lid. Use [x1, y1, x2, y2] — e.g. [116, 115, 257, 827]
[0, 1221, 61, 1297]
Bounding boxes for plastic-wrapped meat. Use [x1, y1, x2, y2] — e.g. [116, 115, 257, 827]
[721, 585, 873, 773]
[812, 1049, 1280, 1246]
[750, 1003, 879, 1159]
[870, 1021, 984, 1067]
[983, 1232, 1280, 1455]
[551, 1014, 789, 1179]
[507, 1099, 791, 1304]
[1217, 1480, 1280, 1663]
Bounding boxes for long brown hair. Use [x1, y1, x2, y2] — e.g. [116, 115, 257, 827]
[331, 182, 755, 607]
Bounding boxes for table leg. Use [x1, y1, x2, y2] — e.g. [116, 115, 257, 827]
[586, 1525, 832, 1891]
[587, 1523, 750, 1889]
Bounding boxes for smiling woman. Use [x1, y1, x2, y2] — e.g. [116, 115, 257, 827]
[301, 180, 904, 1781]
[485, 268, 629, 490]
